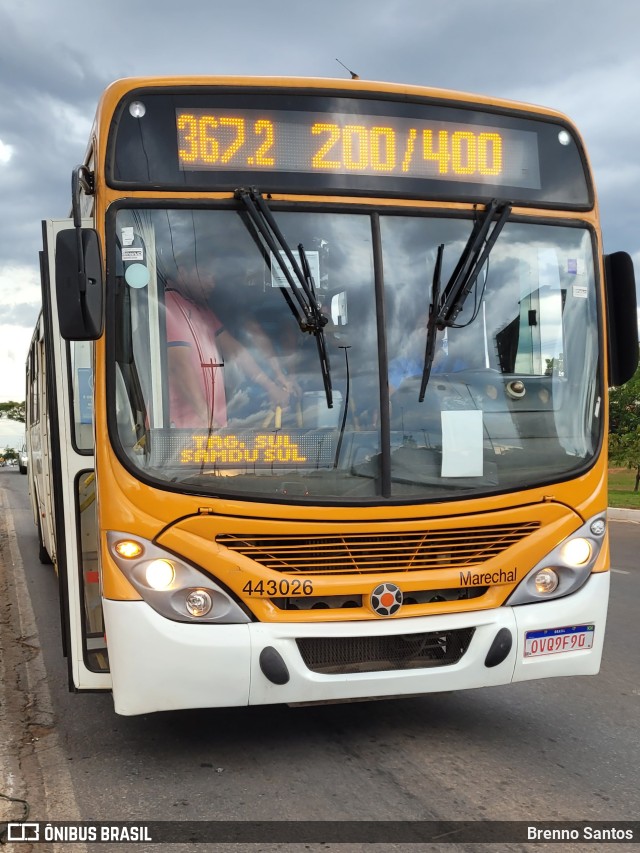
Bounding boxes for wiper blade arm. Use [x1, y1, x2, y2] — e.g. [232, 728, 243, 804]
[436, 198, 511, 328]
[298, 242, 333, 408]
[419, 242, 444, 402]
[235, 187, 333, 408]
[236, 188, 327, 333]
[417, 200, 510, 401]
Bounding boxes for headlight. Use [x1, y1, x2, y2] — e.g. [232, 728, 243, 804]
[534, 568, 559, 594]
[559, 537, 592, 567]
[145, 559, 176, 590]
[106, 531, 250, 624]
[507, 512, 606, 606]
[185, 589, 213, 617]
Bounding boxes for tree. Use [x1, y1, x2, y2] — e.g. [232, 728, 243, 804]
[0, 401, 26, 423]
[609, 353, 640, 492]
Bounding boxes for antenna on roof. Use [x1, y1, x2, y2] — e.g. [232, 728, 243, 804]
[335, 58, 360, 80]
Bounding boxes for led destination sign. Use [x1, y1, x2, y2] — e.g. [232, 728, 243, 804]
[181, 434, 309, 466]
[176, 108, 541, 189]
[149, 431, 335, 469]
[110, 90, 591, 204]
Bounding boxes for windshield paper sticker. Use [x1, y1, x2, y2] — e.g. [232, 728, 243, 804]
[271, 250, 320, 289]
[441, 410, 483, 477]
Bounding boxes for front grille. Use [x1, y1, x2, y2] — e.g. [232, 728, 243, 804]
[271, 586, 488, 611]
[296, 628, 475, 674]
[218, 523, 538, 575]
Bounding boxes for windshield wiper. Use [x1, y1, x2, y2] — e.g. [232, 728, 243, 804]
[437, 198, 512, 326]
[235, 187, 333, 408]
[418, 199, 511, 400]
[419, 242, 444, 402]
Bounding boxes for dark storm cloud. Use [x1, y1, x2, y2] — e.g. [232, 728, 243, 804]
[0, 6, 111, 265]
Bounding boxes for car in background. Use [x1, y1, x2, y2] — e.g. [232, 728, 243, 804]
[18, 444, 28, 475]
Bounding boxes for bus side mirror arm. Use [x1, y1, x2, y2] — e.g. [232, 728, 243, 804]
[55, 166, 104, 341]
[604, 251, 638, 387]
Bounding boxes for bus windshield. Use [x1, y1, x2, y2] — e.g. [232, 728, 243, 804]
[111, 206, 601, 502]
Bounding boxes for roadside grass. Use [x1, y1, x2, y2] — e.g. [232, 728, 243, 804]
[608, 467, 640, 509]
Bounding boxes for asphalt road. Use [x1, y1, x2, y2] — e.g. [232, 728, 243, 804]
[1, 466, 638, 853]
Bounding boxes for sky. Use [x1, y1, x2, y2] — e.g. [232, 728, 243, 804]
[1, 0, 639, 443]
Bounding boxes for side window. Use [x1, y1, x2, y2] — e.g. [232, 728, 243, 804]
[76, 470, 107, 672]
[70, 340, 94, 452]
[28, 348, 39, 424]
[494, 245, 567, 377]
[513, 249, 565, 377]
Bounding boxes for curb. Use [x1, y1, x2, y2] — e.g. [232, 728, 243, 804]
[608, 507, 640, 522]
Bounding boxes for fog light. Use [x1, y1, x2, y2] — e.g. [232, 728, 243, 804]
[145, 559, 175, 590]
[185, 589, 213, 617]
[114, 539, 144, 559]
[560, 537, 592, 567]
[534, 568, 559, 594]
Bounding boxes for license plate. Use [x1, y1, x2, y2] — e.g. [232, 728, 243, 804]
[524, 624, 595, 657]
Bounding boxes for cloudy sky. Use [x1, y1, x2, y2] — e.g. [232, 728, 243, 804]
[1, 0, 639, 433]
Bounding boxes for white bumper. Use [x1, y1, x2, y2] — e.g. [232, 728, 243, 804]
[103, 572, 609, 715]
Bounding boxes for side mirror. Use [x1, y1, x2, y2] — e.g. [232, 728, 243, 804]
[55, 227, 104, 340]
[604, 252, 639, 386]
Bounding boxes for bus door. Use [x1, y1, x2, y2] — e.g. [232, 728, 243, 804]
[40, 219, 111, 692]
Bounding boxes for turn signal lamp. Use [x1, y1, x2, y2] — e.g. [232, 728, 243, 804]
[114, 539, 144, 559]
[145, 559, 176, 590]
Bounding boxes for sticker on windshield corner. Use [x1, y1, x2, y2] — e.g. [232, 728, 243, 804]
[270, 250, 320, 289]
[572, 285, 588, 299]
[122, 247, 144, 262]
[121, 226, 134, 246]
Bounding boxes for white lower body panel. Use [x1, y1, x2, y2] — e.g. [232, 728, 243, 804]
[103, 572, 609, 715]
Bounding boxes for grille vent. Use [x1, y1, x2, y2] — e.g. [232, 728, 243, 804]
[218, 522, 538, 575]
[296, 628, 475, 674]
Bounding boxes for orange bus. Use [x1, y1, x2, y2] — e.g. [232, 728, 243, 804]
[29, 76, 638, 714]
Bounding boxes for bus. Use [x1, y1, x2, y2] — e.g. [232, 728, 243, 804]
[28, 76, 638, 715]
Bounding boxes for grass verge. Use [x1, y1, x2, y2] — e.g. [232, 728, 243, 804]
[608, 467, 640, 510]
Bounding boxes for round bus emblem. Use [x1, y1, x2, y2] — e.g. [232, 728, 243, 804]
[369, 583, 403, 616]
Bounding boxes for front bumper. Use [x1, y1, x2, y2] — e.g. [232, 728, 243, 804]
[103, 572, 609, 715]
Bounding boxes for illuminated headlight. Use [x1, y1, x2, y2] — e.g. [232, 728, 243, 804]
[507, 513, 606, 606]
[145, 559, 175, 590]
[560, 537, 592, 567]
[185, 589, 213, 617]
[106, 531, 250, 624]
[534, 568, 559, 594]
